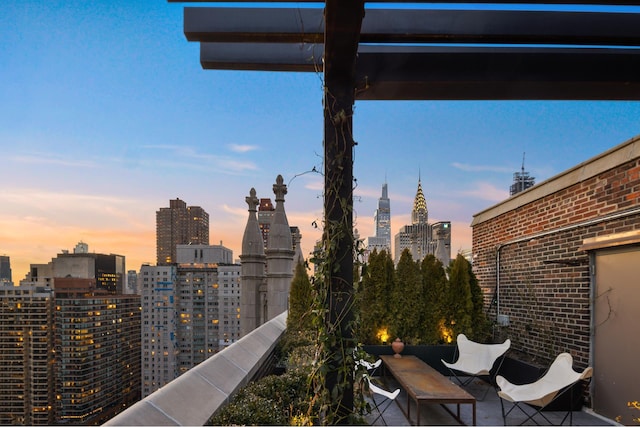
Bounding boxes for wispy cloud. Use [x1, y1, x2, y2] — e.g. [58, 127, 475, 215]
[11, 153, 97, 168]
[228, 144, 259, 153]
[141, 144, 257, 174]
[451, 162, 513, 173]
[458, 182, 509, 202]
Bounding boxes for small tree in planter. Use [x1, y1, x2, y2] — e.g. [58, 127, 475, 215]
[421, 254, 447, 344]
[444, 254, 490, 342]
[356, 249, 395, 344]
[391, 249, 424, 343]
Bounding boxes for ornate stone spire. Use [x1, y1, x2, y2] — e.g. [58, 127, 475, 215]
[265, 174, 294, 322]
[267, 175, 293, 251]
[242, 188, 265, 256]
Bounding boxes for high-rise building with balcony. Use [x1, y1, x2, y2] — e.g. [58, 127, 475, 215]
[0, 284, 54, 426]
[156, 198, 209, 265]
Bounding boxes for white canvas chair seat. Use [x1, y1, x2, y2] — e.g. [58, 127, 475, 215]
[364, 375, 400, 426]
[496, 353, 593, 426]
[356, 358, 382, 377]
[441, 334, 511, 399]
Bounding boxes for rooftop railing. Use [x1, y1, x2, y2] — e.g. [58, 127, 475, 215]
[105, 312, 287, 426]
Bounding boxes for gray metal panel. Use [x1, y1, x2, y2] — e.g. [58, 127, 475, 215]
[185, 7, 640, 47]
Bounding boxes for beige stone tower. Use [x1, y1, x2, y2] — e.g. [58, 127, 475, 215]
[239, 188, 266, 337]
[265, 175, 294, 321]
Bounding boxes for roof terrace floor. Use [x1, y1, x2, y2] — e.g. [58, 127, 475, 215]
[364, 375, 614, 426]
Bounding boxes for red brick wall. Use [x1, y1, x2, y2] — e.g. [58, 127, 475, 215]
[472, 156, 640, 369]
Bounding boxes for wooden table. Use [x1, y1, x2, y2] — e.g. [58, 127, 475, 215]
[380, 354, 476, 426]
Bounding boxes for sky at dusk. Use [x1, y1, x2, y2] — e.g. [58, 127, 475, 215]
[3, 1, 640, 280]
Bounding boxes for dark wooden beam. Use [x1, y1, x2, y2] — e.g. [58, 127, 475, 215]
[322, 0, 364, 421]
[354, 46, 640, 100]
[173, 0, 640, 4]
[185, 7, 640, 47]
[200, 42, 322, 71]
[199, 43, 640, 100]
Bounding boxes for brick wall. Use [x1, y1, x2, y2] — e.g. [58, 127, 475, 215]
[471, 137, 640, 369]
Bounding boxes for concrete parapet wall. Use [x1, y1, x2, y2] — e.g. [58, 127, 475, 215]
[105, 311, 287, 426]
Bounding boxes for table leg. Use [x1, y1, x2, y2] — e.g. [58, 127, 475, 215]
[472, 402, 477, 426]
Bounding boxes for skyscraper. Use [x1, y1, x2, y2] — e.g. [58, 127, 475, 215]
[1, 277, 140, 425]
[53, 249, 126, 294]
[395, 178, 431, 263]
[156, 198, 209, 265]
[140, 264, 179, 397]
[20, 242, 125, 294]
[54, 278, 141, 424]
[366, 182, 392, 255]
[0, 256, 11, 283]
[140, 245, 240, 398]
[394, 177, 452, 266]
[510, 154, 536, 196]
[0, 284, 54, 426]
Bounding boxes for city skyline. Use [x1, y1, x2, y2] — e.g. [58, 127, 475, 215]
[4, 2, 640, 279]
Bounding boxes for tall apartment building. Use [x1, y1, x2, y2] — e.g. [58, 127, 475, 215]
[156, 198, 209, 265]
[0, 278, 139, 425]
[0, 255, 11, 283]
[394, 178, 452, 266]
[127, 269, 138, 294]
[54, 278, 141, 424]
[0, 284, 54, 426]
[140, 246, 240, 397]
[140, 264, 179, 397]
[366, 182, 392, 256]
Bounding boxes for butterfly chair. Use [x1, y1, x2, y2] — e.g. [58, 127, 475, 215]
[356, 358, 382, 377]
[496, 353, 593, 426]
[441, 334, 511, 400]
[363, 375, 400, 426]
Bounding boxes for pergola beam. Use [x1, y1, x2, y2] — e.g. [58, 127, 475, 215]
[199, 44, 640, 100]
[185, 7, 640, 47]
[200, 42, 322, 72]
[173, 0, 640, 4]
[354, 46, 640, 100]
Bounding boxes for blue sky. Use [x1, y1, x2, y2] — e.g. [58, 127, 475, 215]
[2, 1, 640, 279]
